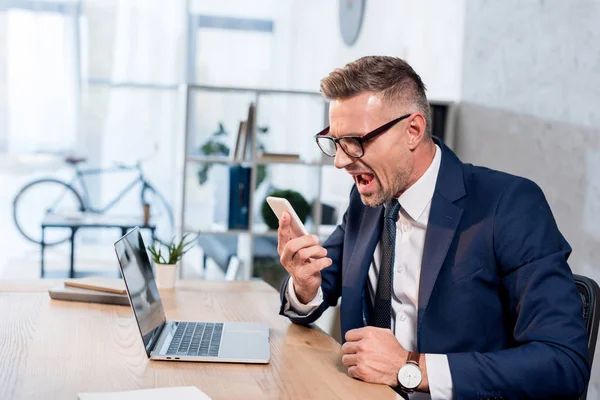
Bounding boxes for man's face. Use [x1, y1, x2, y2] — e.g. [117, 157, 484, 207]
[329, 93, 414, 207]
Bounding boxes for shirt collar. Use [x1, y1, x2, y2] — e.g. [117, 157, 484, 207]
[391, 144, 442, 221]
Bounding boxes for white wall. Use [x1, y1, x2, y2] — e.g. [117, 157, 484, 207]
[187, 0, 467, 101]
[279, 0, 465, 101]
[461, 0, 600, 128]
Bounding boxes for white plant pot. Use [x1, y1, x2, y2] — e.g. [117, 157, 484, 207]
[155, 263, 177, 289]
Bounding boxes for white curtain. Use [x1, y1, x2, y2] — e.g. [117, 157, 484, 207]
[0, 2, 80, 277]
[96, 0, 185, 229]
[6, 5, 78, 153]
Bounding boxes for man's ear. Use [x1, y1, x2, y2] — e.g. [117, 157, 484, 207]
[407, 113, 427, 150]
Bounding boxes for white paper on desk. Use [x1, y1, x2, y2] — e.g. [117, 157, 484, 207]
[78, 386, 211, 400]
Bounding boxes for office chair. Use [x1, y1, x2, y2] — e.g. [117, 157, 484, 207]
[573, 274, 600, 400]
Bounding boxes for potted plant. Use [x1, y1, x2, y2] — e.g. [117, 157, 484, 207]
[261, 189, 311, 231]
[147, 233, 197, 288]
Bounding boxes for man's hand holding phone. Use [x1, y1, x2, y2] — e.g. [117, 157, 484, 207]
[277, 212, 332, 304]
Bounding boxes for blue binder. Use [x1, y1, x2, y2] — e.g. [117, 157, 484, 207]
[228, 166, 251, 229]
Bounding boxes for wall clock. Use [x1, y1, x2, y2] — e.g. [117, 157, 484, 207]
[339, 0, 366, 46]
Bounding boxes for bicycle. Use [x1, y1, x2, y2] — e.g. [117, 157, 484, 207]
[13, 153, 174, 246]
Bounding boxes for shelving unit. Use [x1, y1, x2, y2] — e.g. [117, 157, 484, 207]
[179, 84, 330, 280]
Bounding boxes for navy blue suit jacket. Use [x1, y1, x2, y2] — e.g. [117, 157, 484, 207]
[279, 139, 590, 399]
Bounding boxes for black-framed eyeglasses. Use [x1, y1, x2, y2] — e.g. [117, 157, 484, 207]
[314, 113, 412, 158]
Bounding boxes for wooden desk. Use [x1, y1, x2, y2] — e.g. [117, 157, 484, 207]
[0, 279, 396, 400]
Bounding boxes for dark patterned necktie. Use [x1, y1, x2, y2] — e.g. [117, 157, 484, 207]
[372, 200, 401, 329]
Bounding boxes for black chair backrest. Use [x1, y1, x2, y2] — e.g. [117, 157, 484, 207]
[573, 274, 600, 400]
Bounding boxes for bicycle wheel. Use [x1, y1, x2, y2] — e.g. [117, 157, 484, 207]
[13, 178, 85, 245]
[141, 183, 174, 241]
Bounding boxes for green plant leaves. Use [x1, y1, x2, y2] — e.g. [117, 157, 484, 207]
[147, 232, 198, 265]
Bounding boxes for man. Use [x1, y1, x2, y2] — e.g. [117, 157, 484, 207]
[277, 56, 590, 399]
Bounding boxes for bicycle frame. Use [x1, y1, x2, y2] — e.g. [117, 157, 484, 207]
[68, 164, 146, 214]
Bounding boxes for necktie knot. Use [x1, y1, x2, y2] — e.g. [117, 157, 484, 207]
[385, 200, 401, 221]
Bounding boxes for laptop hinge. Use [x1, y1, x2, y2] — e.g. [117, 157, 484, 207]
[148, 321, 168, 355]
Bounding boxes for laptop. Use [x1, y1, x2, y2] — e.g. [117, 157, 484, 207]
[114, 227, 270, 364]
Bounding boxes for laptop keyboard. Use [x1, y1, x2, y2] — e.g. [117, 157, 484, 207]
[166, 322, 223, 357]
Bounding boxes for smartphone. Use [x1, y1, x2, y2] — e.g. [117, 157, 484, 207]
[266, 196, 309, 238]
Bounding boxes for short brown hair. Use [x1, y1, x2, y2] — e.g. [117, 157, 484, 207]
[320, 56, 431, 136]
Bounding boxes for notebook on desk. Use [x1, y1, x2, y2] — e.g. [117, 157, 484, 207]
[78, 386, 211, 400]
[64, 276, 126, 294]
[49, 284, 130, 306]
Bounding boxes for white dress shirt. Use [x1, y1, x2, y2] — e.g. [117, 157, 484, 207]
[284, 145, 454, 400]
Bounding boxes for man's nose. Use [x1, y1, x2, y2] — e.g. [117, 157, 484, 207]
[334, 147, 353, 169]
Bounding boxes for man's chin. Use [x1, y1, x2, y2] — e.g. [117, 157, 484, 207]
[359, 192, 386, 208]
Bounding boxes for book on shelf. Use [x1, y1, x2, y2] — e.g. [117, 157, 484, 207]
[228, 166, 251, 229]
[231, 103, 256, 162]
[243, 103, 256, 161]
[257, 151, 301, 163]
[232, 120, 248, 162]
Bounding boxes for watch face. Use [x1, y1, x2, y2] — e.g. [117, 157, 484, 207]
[339, 0, 366, 46]
[399, 363, 422, 389]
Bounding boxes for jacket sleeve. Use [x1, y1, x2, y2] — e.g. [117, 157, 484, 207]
[279, 189, 352, 325]
[447, 178, 590, 399]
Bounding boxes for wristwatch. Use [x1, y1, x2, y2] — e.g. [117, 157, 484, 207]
[398, 351, 422, 393]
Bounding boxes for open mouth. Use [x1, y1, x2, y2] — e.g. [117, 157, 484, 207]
[355, 173, 375, 192]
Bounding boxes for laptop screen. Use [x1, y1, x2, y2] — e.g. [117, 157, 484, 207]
[114, 228, 166, 356]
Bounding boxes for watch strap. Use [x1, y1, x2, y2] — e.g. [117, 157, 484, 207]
[407, 351, 420, 365]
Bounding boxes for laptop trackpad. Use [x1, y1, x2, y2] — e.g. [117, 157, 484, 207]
[219, 326, 270, 362]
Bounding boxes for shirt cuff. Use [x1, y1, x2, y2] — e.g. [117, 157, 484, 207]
[284, 277, 323, 316]
[425, 354, 454, 400]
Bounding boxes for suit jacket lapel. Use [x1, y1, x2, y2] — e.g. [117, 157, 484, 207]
[417, 138, 467, 332]
[417, 194, 463, 330]
[345, 206, 383, 289]
[343, 205, 383, 330]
